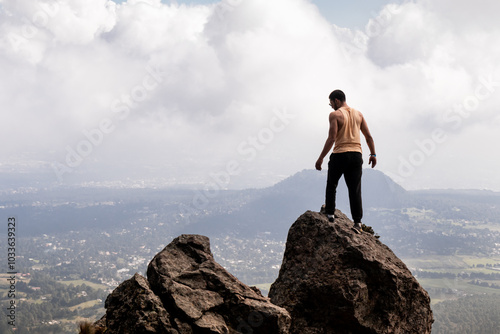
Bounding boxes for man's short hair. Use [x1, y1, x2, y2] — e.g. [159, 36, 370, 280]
[329, 90, 346, 102]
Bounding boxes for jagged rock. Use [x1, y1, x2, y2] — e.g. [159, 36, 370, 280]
[104, 273, 177, 334]
[269, 210, 433, 334]
[147, 234, 290, 334]
[100, 234, 290, 334]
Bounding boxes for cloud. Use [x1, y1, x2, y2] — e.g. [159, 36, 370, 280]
[0, 0, 499, 190]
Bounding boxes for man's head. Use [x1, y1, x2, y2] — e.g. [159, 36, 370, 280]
[329, 89, 346, 110]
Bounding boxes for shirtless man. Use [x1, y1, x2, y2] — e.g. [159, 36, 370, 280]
[315, 89, 377, 233]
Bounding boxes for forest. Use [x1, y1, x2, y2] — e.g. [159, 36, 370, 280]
[432, 294, 500, 334]
[0, 272, 106, 333]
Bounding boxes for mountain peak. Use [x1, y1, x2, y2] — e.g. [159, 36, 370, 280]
[269, 210, 434, 334]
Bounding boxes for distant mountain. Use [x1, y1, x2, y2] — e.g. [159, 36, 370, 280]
[183, 168, 407, 239]
[3, 168, 498, 239]
[182, 168, 500, 240]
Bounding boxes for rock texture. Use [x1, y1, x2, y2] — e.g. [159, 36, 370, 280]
[103, 273, 176, 334]
[269, 210, 433, 334]
[101, 234, 291, 334]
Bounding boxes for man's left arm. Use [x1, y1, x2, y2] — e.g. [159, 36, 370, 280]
[360, 114, 377, 168]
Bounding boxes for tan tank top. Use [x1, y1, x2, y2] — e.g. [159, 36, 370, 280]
[333, 107, 363, 154]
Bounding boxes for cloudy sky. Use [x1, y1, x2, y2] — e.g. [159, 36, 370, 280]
[1, 0, 499, 191]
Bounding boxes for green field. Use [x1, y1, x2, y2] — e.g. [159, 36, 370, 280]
[418, 277, 500, 304]
[253, 283, 272, 296]
[402, 256, 468, 270]
[0, 273, 28, 286]
[417, 277, 500, 293]
[402, 255, 500, 270]
[59, 279, 109, 291]
[448, 220, 500, 233]
[69, 299, 103, 312]
[401, 255, 500, 305]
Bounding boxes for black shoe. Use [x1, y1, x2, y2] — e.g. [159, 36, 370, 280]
[352, 222, 362, 234]
[327, 214, 334, 223]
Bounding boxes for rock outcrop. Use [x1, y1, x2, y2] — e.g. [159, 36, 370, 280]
[93, 210, 433, 334]
[100, 234, 291, 334]
[269, 210, 434, 334]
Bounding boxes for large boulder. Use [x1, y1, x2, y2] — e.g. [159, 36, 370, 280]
[269, 210, 433, 334]
[101, 234, 291, 334]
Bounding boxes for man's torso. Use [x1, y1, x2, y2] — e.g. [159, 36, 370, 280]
[333, 107, 362, 154]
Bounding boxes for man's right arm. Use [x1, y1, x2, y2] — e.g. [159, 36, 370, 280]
[315, 112, 338, 171]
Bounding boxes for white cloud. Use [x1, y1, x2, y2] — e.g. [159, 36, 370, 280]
[0, 0, 499, 190]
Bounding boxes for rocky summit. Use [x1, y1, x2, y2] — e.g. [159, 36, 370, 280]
[100, 234, 290, 334]
[92, 210, 433, 334]
[269, 210, 434, 334]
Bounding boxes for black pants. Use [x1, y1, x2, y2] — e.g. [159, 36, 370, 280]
[325, 152, 363, 223]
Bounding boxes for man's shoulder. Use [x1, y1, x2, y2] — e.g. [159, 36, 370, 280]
[328, 110, 341, 117]
[348, 106, 362, 114]
[350, 107, 364, 119]
[331, 109, 344, 116]
[329, 110, 343, 122]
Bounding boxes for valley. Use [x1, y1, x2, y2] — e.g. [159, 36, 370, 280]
[1, 169, 499, 333]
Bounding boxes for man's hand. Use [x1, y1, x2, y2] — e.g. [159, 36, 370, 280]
[369, 155, 377, 168]
[315, 158, 323, 171]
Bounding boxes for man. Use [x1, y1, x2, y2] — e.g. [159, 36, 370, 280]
[315, 89, 376, 233]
